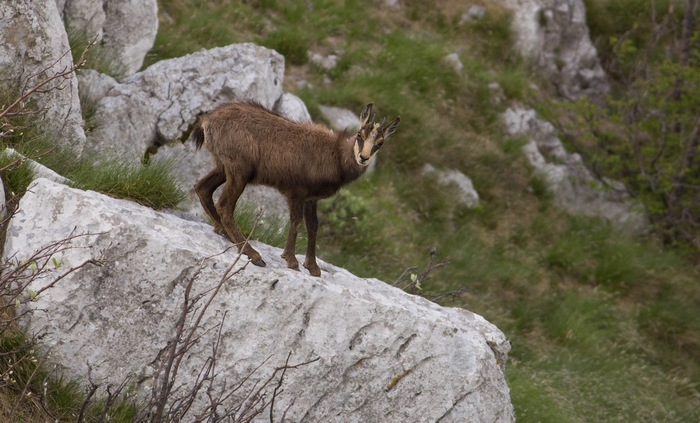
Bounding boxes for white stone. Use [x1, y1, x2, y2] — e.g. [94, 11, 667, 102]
[460, 5, 487, 24]
[309, 52, 338, 70]
[0, 0, 86, 151]
[318, 105, 361, 132]
[273, 92, 312, 123]
[422, 164, 480, 209]
[6, 178, 514, 423]
[443, 53, 463, 75]
[56, 0, 158, 78]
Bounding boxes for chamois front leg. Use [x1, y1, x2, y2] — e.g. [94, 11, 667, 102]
[303, 199, 321, 277]
[216, 175, 266, 267]
[282, 197, 304, 270]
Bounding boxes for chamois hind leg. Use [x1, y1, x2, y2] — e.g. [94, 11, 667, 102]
[194, 168, 226, 235]
[215, 173, 266, 267]
[281, 197, 304, 270]
[303, 199, 321, 277]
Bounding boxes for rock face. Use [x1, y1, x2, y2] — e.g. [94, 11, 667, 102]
[503, 107, 648, 232]
[55, 0, 158, 78]
[0, 0, 86, 150]
[81, 43, 285, 160]
[6, 178, 514, 423]
[498, 0, 609, 99]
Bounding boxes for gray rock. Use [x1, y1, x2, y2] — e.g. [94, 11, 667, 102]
[55, 0, 105, 44]
[76, 69, 118, 106]
[7, 178, 514, 423]
[503, 106, 648, 232]
[56, 0, 158, 78]
[497, 0, 609, 100]
[318, 105, 361, 132]
[421, 164, 480, 209]
[0, 0, 86, 151]
[309, 52, 338, 71]
[383, 0, 401, 9]
[83, 43, 285, 160]
[273, 92, 312, 123]
[443, 53, 463, 75]
[460, 5, 487, 24]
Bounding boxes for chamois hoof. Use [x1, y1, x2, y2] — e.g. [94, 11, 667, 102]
[304, 264, 321, 277]
[251, 258, 267, 267]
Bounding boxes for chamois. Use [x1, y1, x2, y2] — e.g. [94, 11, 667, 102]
[192, 101, 400, 277]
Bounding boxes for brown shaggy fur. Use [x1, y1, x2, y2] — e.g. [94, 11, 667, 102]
[193, 101, 400, 276]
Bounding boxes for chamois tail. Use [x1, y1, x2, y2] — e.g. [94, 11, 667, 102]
[192, 122, 205, 151]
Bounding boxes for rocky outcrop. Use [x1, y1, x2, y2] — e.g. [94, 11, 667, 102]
[55, 0, 158, 78]
[503, 107, 647, 232]
[0, 0, 86, 151]
[498, 0, 609, 99]
[5, 178, 515, 422]
[80, 43, 285, 160]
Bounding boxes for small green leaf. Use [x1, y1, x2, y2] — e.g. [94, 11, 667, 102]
[52, 257, 63, 269]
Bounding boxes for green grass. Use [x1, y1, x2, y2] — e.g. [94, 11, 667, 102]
[0, 106, 186, 210]
[65, 157, 186, 209]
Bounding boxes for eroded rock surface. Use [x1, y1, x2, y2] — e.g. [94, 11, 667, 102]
[498, 0, 609, 99]
[6, 178, 514, 423]
[503, 106, 647, 232]
[0, 0, 86, 150]
[55, 0, 158, 78]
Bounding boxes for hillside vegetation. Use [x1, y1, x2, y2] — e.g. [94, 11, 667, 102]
[2, 0, 700, 421]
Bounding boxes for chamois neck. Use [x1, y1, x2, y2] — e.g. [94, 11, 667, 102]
[340, 133, 367, 184]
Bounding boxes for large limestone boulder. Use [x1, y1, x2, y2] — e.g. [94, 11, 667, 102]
[497, 0, 609, 99]
[55, 0, 158, 78]
[503, 106, 648, 232]
[80, 43, 285, 160]
[0, 0, 86, 151]
[5, 178, 514, 423]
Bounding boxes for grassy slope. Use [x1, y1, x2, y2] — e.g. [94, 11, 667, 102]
[148, 0, 700, 421]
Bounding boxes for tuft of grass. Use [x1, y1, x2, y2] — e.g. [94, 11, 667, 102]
[65, 157, 186, 210]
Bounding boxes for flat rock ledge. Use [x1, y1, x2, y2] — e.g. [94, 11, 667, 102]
[4, 178, 514, 422]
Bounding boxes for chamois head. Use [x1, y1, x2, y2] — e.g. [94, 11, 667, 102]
[353, 103, 401, 166]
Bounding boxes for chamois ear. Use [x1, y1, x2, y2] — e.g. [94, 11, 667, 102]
[382, 116, 401, 138]
[360, 103, 374, 126]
